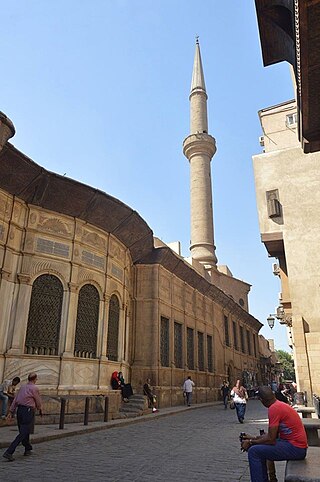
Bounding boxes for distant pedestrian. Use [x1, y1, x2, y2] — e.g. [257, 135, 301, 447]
[3, 372, 42, 461]
[220, 381, 230, 409]
[183, 376, 195, 407]
[0, 377, 20, 419]
[231, 379, 248, 423]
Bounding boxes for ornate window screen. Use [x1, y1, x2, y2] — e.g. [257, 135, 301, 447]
[224, 315, 230, 347]
[246, 330, 252, 356]
[240, 326, 246, 353]
[174, 322, 183, 368]
[160, 316, 169, 367]
[25, 274, 63, 355]
[187, 327, 194, 370]
[107, 295, 120, 361]
[74, 284, 99, 358]
[233, 321, 238, 351]
[198, 331, 204, 371]
[207, 335, 213, 372]
[253, 334, 257, 357]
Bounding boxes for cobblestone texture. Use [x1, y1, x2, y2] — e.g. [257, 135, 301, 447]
[1, 400, 285, 482]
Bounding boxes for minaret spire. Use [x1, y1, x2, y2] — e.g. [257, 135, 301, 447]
[183, 39, 217, 271]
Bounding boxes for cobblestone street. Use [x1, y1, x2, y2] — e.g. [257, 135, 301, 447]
[1, 400, 285, 482]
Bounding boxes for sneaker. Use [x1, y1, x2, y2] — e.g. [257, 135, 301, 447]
[24, 450, 33, 456]
[3, 452, 14, 462]
[1, 415, 6, 420]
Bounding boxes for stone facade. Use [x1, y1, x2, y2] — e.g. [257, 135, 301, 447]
[0, 135, 263, 407]
[253, 100, 320, 399]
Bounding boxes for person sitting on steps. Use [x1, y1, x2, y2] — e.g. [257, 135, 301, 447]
[143, 378, 157, 412]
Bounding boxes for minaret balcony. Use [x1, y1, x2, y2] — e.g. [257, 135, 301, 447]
[183, 133, 216, 160]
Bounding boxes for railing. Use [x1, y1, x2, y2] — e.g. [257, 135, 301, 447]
[33, 395, 109, 431]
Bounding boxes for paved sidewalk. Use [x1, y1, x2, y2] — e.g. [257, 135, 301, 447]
[0, 402, 214, 449]
[0, 400, 286, 481]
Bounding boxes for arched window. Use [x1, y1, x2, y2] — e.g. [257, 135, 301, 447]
[107, 294, 120, 361]
[74, 284, 99, 358]
[25, 274, 63, 355]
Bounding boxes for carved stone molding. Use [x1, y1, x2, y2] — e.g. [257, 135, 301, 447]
[17, 273, 31, 284]
[0, 268, 11, 281]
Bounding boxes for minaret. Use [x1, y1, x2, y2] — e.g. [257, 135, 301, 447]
[183, 38, 217, 270]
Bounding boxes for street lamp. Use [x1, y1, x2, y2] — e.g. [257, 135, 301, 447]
[267, 315, 276, 329]
[267, 305, 292, 329]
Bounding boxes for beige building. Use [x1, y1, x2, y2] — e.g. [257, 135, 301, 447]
[254, 0, 320, 401]
[0, 42, 263, 410]
[253, 100, 320, 399]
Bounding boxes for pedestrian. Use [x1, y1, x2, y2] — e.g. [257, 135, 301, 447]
[0, 376, 20, 419]
[241, 386, 307, 482]
[143, 378, 157, 412]
[231, 379, 248, 423]
[183, 376, 195, 407]
[3, 372, 43, 461]
[220, 380, 230, 409]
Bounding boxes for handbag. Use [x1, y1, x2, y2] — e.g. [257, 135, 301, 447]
[229, 399, 235, 409]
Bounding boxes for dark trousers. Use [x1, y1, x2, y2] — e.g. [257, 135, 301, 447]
[248, 440, 307, 482]
[186, 392, 192, 406]
[7, 406, 34, 455]
[235, 402, 246, 422]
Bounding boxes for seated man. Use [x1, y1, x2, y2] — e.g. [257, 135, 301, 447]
[143, 378, 157, 412]
[0, 377, 20, 419]
[241, 386, 308, 482]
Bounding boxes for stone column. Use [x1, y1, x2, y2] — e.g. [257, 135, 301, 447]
[61, 282, 79, 357]
[7, 274, 32, 355]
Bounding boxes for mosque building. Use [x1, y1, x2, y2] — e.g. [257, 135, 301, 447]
[0, 41, 264, 411]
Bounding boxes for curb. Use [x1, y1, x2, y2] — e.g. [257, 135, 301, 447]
[0, 402, 218, 448]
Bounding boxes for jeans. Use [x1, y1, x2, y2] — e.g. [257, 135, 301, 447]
[248, 440, 307, 482]
[223, 395, 228, 409]
[186, 392, 192, 406]
[6, 406, 34, 455]
[0, 391, 8, 417]
[235, 402, 246, 422]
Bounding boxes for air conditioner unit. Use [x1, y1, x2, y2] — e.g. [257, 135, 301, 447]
[259, 136, 265, 147]
[272, 263, 280, 276]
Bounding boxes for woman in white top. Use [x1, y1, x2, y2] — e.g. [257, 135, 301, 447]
[230, 379, 248, 423]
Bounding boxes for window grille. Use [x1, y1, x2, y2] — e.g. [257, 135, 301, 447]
[174, 322, 183, 368]
[207, 335, 213, 372]
[253, 334, 257, 357]
[25, 274, 63, 355]
[247, 330, 252, 355]
[82, 250, 105, 270]
[111, 263, 124, 281]
[160, 316, 169, 367]
[224, 315, 230, 347]
[198, 331, 204, 371]
[187, 327, 194, 370]
[240, 326, 246, 353]
[74, 284, 99, 358]
[36, 238, 69, 257]
[107, 295, 120, 361]
[233, 321, 238, 351]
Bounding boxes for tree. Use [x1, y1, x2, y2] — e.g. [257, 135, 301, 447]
[276, 349, 296, 382]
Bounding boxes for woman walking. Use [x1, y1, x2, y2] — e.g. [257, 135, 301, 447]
[231, 379, 248, 423]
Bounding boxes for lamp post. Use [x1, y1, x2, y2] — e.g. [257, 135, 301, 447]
[267, 315, 275, 329]
[267, 305, 292, 329]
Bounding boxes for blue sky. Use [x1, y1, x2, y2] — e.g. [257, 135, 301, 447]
[2, 1, 294, 350]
